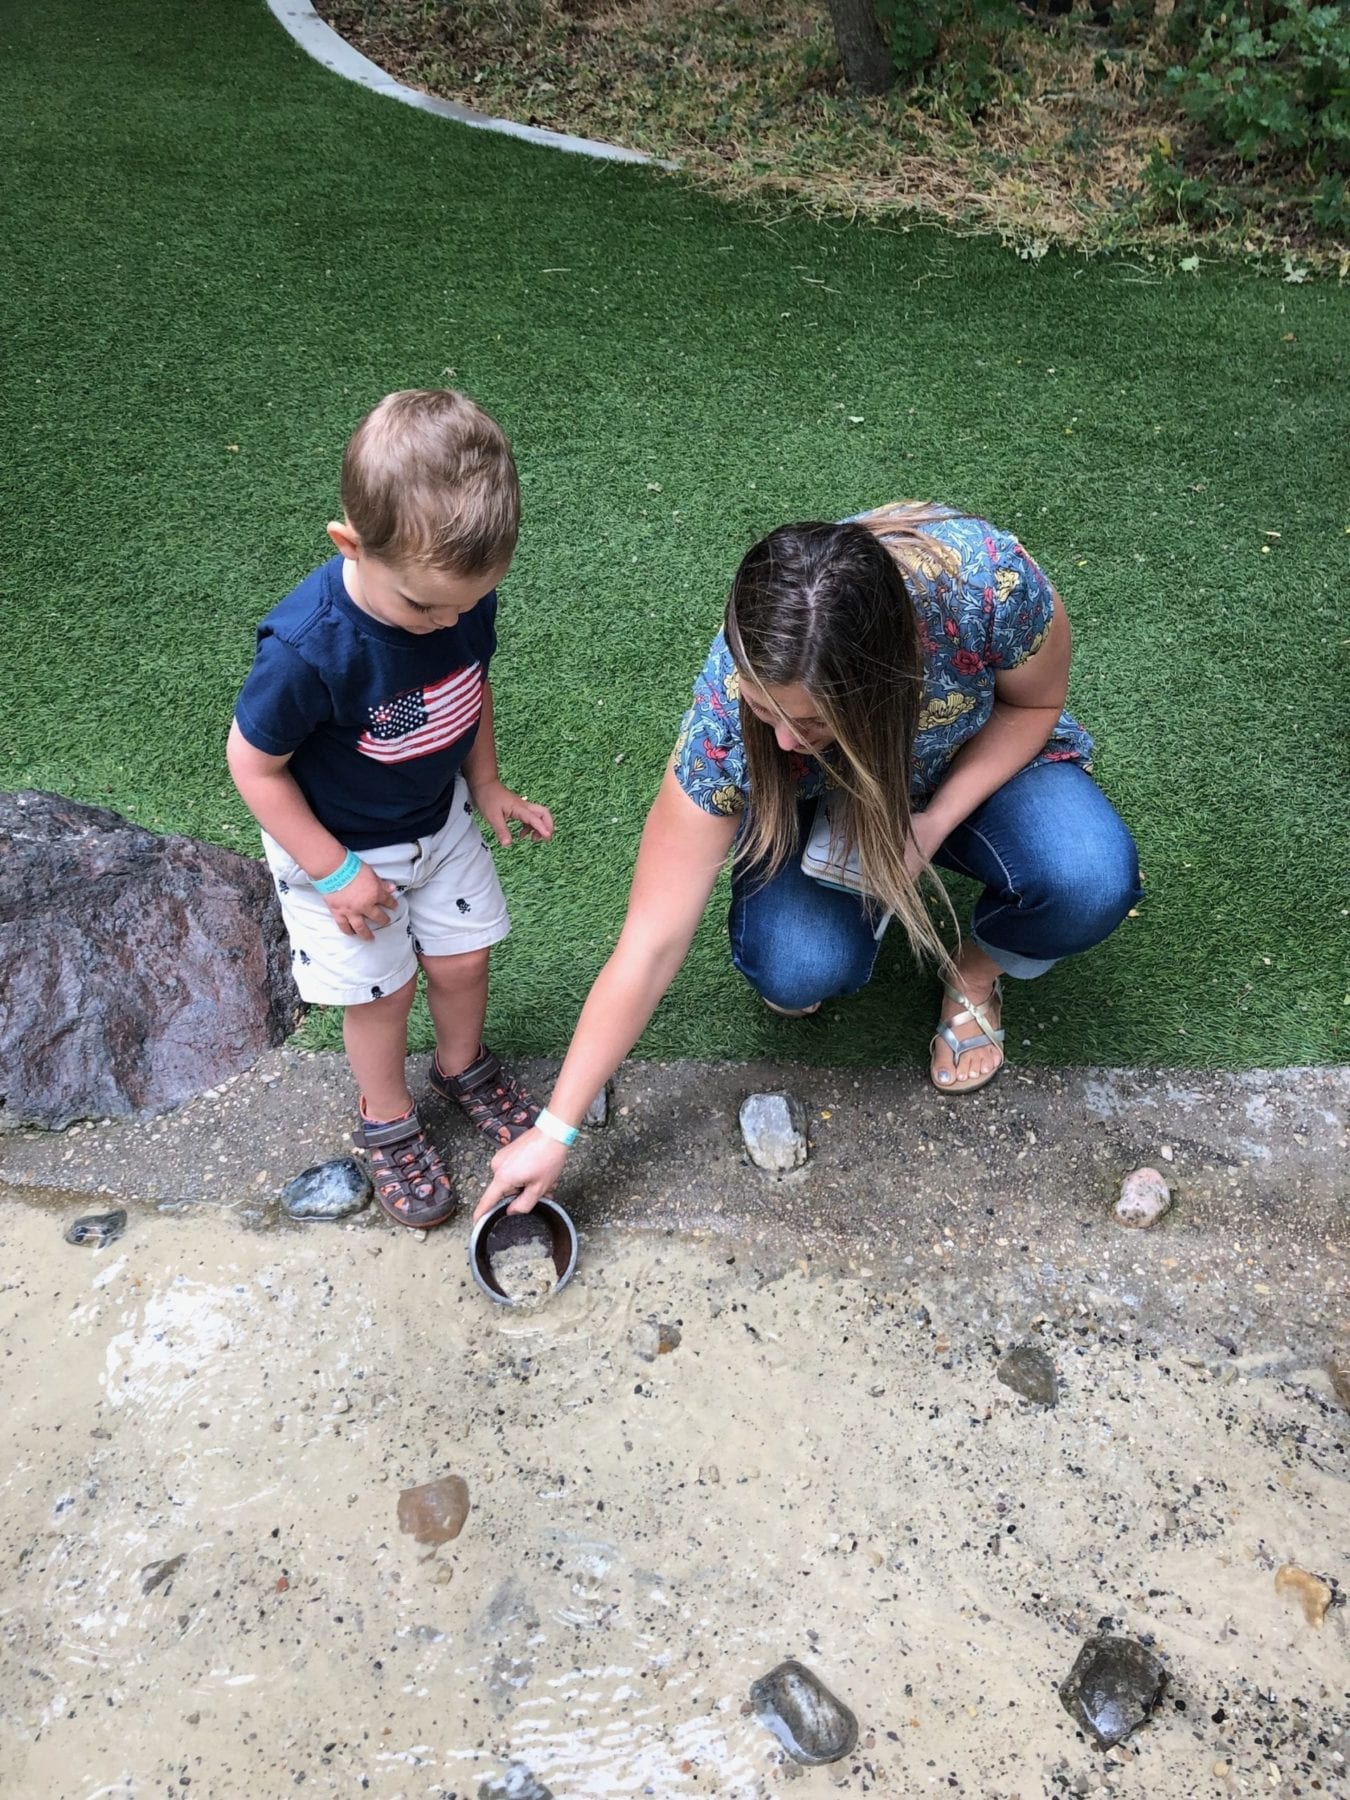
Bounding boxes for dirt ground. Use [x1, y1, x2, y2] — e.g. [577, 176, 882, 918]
[0, 1060, 1345, 1797]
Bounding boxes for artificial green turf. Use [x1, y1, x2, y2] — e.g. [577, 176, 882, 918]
[2, 0, 1346, 1070]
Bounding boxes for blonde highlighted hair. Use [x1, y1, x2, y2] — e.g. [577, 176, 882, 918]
[341, 389, 519, 574]
[725, 502, 961, 967]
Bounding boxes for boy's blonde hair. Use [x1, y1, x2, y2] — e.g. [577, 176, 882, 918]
[341, 389, 520, 574]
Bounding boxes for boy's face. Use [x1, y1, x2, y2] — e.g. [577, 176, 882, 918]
[329, 520, 509, 635]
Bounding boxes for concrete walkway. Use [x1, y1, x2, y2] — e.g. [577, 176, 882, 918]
[3, 1053, 1345, 1360]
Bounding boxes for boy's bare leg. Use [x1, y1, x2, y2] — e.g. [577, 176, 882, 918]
[422, 948, 491, 1079]
[343, 975, 418, 1120]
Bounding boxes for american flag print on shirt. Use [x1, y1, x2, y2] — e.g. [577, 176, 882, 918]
[356, 661, 484, 764]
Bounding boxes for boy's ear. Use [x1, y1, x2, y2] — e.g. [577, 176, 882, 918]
[327, 517, 361, 560]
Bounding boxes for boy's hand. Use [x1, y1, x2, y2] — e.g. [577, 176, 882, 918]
[474, 1128, 569, 1219]
[471, 779, 554, 847]
[322, 861, 398, 941]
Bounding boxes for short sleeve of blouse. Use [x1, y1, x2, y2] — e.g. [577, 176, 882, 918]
[986, 531, 1056, 671]
[671, 632, 749, 817]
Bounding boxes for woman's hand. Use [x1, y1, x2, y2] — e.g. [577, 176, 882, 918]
[471, 778, 554, 846]
[474, 1128, 570, 1219]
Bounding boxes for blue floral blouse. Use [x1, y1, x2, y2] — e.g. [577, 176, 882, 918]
[673, 511, 1093, 817]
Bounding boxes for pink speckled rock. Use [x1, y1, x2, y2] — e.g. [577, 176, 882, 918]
[1114, 1167, 1172, 1229]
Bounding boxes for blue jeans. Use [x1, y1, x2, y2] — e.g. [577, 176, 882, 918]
[729, 762, 1141, 1008]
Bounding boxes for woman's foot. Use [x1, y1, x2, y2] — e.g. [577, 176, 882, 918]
[763, 998, 821, 1018]
[930, 946, 1005, 1093]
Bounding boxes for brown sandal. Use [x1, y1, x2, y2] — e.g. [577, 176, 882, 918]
[358, 1105, 458, 1228]
[428, 1045, 539, 1146]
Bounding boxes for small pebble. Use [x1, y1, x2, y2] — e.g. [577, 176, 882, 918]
[1114, 1167, 1172, 1229]
[140, 1554, 187, 1596]
[997, 1342, 1059, 1407]
[398, 1475, 470, 1546]
[478, 1765, 553, 1800]
[1274, 1563, 1332, 1626]
[631, 1320, 681, 1362]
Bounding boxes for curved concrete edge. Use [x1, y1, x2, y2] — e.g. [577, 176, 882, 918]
[265, 0, 678, 170]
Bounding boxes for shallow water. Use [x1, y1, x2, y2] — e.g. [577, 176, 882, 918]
[0, 1204, 1344, 1799]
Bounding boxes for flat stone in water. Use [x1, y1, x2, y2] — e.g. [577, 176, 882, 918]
[479, 1765, 553, 1800]
[750, 1658, 858, 1765]
[140, 1553, 187, 1596]
[397, 1474, 470, 1545]
[65, 1209, 127, 1249]
[1058, 1635, 1167, 1748]
[1114, 1166, 1172, 1229]
[997, 1341, 1059, 1407]
[282, 1157, 371, 1221]
[739, 1092, 808, 1173]
[630, 1319, 682, 1362]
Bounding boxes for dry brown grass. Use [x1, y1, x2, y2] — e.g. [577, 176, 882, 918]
[315, 0, 1345, 265]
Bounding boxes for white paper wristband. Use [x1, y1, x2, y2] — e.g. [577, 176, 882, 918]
[535, 1107, 579, 1148]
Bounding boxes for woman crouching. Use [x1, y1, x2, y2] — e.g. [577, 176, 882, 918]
[477, 500, 1141, 1214]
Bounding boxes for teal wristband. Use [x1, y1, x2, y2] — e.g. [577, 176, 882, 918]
[313, 849, 361, 895]
[535, 1107, 579, 1148]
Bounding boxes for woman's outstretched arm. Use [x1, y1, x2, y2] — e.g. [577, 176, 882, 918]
[474, 765, 739, 1215]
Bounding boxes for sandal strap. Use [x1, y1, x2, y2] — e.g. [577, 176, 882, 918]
[359, 1109, 425, 1151]
[438, 1045, 502, 1096]
[430, 1045, 539, 1143]
[935, 1019, 1006, 1059]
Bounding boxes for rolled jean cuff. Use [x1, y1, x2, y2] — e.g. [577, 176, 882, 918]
[971, 932, 1057, 981]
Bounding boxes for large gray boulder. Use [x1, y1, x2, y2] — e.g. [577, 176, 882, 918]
[0, 790, 300, 1128]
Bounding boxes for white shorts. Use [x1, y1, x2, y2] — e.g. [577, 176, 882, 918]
[262, 779, 510, 1007]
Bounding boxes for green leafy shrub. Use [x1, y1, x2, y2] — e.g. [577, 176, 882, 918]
[874, 0, 1021, 115]
[1165, 1, 1350, 172]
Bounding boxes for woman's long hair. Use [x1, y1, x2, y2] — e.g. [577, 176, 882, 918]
[725, 501, 960, 966]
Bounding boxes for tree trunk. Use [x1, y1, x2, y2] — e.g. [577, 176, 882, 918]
[825, 0, 895, 94]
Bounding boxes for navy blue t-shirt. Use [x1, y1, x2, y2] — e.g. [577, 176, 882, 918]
[234, 557, 497, 850]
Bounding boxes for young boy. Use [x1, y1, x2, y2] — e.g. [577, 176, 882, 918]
[228, 389, 552, 1228]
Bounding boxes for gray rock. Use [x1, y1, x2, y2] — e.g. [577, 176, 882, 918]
[282, 1157, 371, 1221]
[750, 1658, 858, 1766]
[1058, 1635, 1167, 1748]
[479, 1765, 553, 1800]
[997, 1341, 1059, 1407]
[65, 1209, 128, 1248]
[739, 1092, 808, 1173]
[1329, 1348, 1350, 1411]
[582, 1081, 613, 1129]
[0, 791, 299, 1129]
[1114, 1167, 1172, 1229]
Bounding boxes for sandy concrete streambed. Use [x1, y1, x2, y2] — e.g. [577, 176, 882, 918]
[0, 1193, 1345, 1800]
